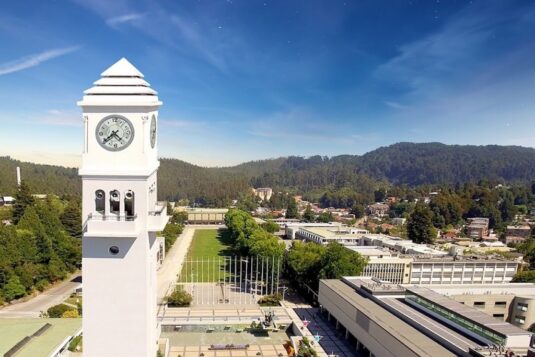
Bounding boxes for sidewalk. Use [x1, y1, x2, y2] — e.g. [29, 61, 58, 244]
[157, 226, 196, 302]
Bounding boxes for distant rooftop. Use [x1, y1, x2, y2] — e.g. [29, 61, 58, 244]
[0, 318, 81, 357]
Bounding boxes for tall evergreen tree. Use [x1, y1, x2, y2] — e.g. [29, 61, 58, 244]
[61, 200, 82, 238]
[12, 181, 34, 224]
[285, 197, 299, 219]
[303, 204, 315, 222]
[407, 203, 435, 244]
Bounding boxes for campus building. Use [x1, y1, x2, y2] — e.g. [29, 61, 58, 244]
[318, 277, 533, 357]
[251, 187, 273, 201]
[356, 255, 519, 285]
[467, 217, 490, 239]
[295, 226, 368, 245]
[178, 207, 228, 224]
[284, 222, 342, 239]
[427, 283, 535, 331]
[295, 227, 520, 285]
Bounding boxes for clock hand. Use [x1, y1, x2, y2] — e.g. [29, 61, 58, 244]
[112, 132, 123, 141]
[103, 130, 119, 144]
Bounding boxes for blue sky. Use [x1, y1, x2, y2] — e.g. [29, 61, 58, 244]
[1, 0, 535, 167]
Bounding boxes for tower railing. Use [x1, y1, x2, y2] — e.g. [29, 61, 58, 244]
[87, 213, 138, 221]
[149, 202, 167, 216]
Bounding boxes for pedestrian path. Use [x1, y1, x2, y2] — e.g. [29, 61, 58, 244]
[157, 226, 196, 302]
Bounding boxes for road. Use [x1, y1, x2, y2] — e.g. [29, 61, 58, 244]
[0, 273, 81, 318]
[0, 224, 217, 317]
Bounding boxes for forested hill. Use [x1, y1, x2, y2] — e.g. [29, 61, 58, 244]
[356, 143, 535, 185]
[0, 156, 80, 196]
[240, 143, 535, 189]
[3, 143, 535, 203]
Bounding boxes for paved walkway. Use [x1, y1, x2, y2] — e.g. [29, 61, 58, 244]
[294, 307, 360, 357]
[0, 273, 81, 318]
[158, 226, 195, 302]
[160, 306, 292, 326]
[157, 225, 222, 302]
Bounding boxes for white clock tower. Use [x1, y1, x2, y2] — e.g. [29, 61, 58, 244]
[78, 58, 169, 357]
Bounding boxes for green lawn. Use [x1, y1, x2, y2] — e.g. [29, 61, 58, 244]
[179, 229, 234, 282]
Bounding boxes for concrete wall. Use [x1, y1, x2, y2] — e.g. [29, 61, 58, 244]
[448, 294, 514, 321]
[510, 296, 535, 330]
[318, 281, 438, 357]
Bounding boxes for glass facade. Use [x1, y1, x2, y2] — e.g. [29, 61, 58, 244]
[406, 293, 506, 345]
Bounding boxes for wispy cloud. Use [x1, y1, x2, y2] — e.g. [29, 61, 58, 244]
[246, 108, 361, 144]
[72, 0, 230, 72]
[372, 2, 535, 128]
[0, 46, 80, 76]
[384, 101, 408, 110]
[39, 110, 82, 127]
[159, 119, 205, 128]
[106, 13, 145, 27]
[374, 2, 535, 100]
[170, 15, 227, 72]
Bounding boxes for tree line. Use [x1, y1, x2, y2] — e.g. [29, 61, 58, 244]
[224, 209, 367, 294]
[5, 142, 535, 208]
[0, 182, 81, 303]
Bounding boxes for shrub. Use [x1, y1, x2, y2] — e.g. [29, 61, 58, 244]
[262, 221, 280, 233]
[3, 275, 26, 301]
[62, 309, 79, 318]
[166, 287, 192, 307]
[68, 335, 82, 352]
[162, 223, 184, 252]
[47, 304, 74, 318]
[258, 293, 282, 306]
[35, 279, 49, 292]
[297, 337, 317, 357]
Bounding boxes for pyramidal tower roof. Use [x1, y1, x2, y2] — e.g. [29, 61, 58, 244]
[101, 57, 144, 77]
[78, 58, 162, 107]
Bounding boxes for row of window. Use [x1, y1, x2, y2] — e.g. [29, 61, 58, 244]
[95, 190, 135, 216]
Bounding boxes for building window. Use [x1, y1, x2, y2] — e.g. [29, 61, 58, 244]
[514, 316, 525, 324]
[109, 246, 119, 255]
[95, 190, 105, 214]
[495, 301, 507, 307]
[474, 301, 485, 308]
[517, 303, 529, 311]
[125, 190, 135, 218]
[493, 314, 504, 319]
[110, 190, 120, 215]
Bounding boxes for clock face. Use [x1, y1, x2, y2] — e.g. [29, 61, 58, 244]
[95, 115, 134, 151]
[150, 115, 156, 148]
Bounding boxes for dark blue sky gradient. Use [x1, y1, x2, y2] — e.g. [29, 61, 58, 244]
[1, 0, 534, 166]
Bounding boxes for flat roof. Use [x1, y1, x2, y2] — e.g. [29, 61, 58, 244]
[406, 287, 530, 338]
[383, 297, 483, 352]
[0, 318, 81, 357]
[300, 227, 364, 238]
[420, 283, 535, 297]
[185, 208, 229, 213]
[345, 246, 392, 257]
[321, 279, 456, 357]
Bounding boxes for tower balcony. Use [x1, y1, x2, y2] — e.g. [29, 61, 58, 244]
[84, 213, 139, 238]
[147, 202, 169, 232]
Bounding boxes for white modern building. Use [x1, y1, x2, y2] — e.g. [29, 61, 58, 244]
[295, 227, 520, 285]
[295, 226, 368, 245]
[285, 222, 342, 239]
[79, 58, 169, 357]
